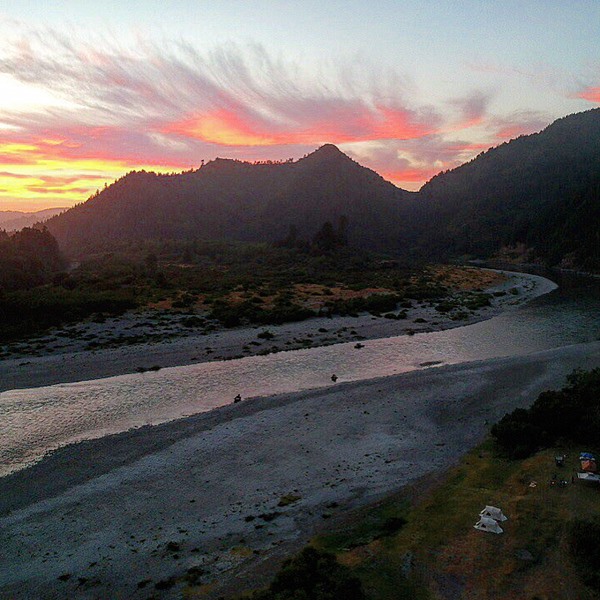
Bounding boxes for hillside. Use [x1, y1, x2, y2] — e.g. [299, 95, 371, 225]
[416, 108, 600, 268]
[45, 109, 600, 269]
[0, 227, 65, 291]
[46, 145, 415, 256]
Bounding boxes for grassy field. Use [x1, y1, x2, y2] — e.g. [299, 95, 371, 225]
[312, 439, 600, 600]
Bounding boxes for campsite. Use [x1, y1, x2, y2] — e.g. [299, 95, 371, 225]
[310, 439, 600, 600]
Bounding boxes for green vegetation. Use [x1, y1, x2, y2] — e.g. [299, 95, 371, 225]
[1, 233, 460, 343]
[243, 547, 365, 600]
[0, 227, 65, 291]
[569, 518, 600, 593]
[491, 368, 600, 458]
[418, 108, 600, 270]
[315, 499, 408, 554]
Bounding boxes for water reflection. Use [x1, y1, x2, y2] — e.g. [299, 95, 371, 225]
[1, 271, 599, 476]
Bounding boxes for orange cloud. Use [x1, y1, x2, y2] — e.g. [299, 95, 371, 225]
[379, 167, 441, 188]
[166, 110, 279, 146]
[163, 103, 437, 148]
[578, 86, 600, 103]
[0, 133, 187, 209]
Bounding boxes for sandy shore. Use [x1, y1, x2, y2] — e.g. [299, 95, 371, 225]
[1, 340, 599, 599]
[0, 270, 554, 393]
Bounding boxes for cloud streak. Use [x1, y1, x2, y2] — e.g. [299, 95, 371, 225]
[0, 23, 555, 206]
[578, 86, 600, 103]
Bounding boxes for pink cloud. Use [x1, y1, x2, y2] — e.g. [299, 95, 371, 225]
[163, 103, 438, 147]
[0, 25, 554, 205]
[578, 86, 600, 103]
[448, 91, 493, 129]
[490, 111, 549, 142]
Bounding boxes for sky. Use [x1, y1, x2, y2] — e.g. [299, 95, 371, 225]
[0, 1, 598, 211]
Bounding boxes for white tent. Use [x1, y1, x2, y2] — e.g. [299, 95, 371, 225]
[479, 505, 508, 522]
[474, 516, 504, 534]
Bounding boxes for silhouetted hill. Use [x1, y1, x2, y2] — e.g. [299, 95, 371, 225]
[0, 208, 67, 231]
[416, 108, 600, 268]
[47, 145, 414, 255]
[46, 110, 600, 269]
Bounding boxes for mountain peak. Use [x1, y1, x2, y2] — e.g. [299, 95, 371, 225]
[312, 144, 347, 158]
[316, 143, 343, 154]
[300, 144, 355, 167]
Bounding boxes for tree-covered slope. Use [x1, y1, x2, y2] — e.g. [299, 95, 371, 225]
[46, 145, 414, 255]
[0, 227, 65, 291]
[416, 108, 600, 268]
[46, 109, 600, 269]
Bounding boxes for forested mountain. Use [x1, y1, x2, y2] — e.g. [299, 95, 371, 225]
[0, 208, 67, 231]
[45, 109, 600, 269]
[46, 145, 414, 255]
[415, 108, 600, 268]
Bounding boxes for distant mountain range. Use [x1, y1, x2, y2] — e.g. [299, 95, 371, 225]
[0, 208, 68, 232]
[46, 108, 600, 269]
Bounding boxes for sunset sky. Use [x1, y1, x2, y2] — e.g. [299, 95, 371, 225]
[0, 1, 598, 211]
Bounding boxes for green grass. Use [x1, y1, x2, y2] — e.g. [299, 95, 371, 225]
[326, 439, 600, 600]
[315, 497, 410, 554]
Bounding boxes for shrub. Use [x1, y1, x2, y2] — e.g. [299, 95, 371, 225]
[491, 368, 600, 459]
[435, 301, 455, 313]
[248, 547, 365, 600]
[490, 409, 547, 459]
[569, 518, 600, 592]
[257, 330, 275, 339]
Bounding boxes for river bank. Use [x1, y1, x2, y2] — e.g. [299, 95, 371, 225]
[0, 269, 554, 393]
[1, 340, 600, 599]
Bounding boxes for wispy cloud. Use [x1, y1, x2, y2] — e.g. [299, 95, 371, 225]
[0, 22, 553, 205]
[448, 90, 494, 129]
[488, 110, 549, 141]
[0, 28, 440, 145]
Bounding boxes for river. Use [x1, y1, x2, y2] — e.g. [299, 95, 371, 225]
[1, 269, 599, 477]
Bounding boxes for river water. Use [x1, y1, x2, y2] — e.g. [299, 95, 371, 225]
[1, 270, 599, 477]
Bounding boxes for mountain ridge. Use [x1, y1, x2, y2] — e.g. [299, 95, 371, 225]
[46, 144, 415, 255]
[45, 109, 600, 269]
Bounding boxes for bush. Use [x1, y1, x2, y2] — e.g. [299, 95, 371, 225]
[435, 301, 455, 313]
[248, 547, 365, 600]
[569, 518, 600, 592]
[490, 409, 547, 459]
[463, 293, 492, 310]
[491, 368, 600, 459]
[257, 330, 275, 339]
[209, 299, 315, 327]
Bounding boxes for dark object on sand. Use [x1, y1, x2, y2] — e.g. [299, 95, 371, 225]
[234, 394, 242, 403]
[331, 374, 338, 382]
[354, 343, 364, 349]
